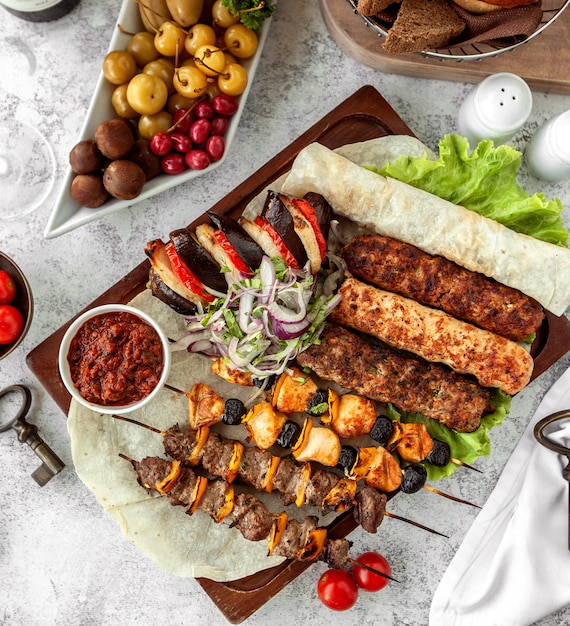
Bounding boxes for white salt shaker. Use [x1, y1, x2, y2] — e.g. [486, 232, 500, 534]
[525, 111, 570, 182]
[457, 73, 533, 147]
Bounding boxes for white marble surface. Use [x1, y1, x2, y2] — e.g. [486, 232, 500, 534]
[1, 1, 570, 625]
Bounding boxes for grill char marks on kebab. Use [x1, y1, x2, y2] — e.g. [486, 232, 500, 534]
[341, 234, 544, 342]
[296, 323, 492, 433]
[127, 455, 359, 570]
[329, 277, 534, 396]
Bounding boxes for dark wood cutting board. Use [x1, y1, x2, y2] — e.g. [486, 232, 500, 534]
[26, 85, 570, 623]
[321, 0, 570, 94]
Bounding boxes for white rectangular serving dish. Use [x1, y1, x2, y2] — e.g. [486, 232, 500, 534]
[44, 0, 272, 239]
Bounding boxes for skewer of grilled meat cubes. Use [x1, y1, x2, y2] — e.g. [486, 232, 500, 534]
[121, 453, 400, 580]
[340, 234, 544, 343]
[113, 414, 461, 531]
[162, 383, 449, 494]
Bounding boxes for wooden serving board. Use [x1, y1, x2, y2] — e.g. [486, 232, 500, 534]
[26, 85, 570, 623]
[321, 0, 570, 94]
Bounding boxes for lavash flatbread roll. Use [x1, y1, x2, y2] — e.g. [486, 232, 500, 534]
[280, 142, 570, 316]
[330, 277, 534, 395]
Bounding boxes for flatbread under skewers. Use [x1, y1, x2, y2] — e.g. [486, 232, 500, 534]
[68, 290, 289, 582]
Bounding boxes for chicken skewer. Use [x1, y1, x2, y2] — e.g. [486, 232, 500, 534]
[164, 377, 481, 475]
[119, 452, 399, 581]
[160, 380, 481, 508]
[268, 368, 482, 473]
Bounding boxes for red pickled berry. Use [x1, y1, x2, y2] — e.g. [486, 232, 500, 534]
[150, 132, 172, 156]
[211, 115, 229, 136]
[194, 100, 214, 119]
[190, 118, 212, 145]
[206, 135, 225, 161]
[213, 94, 238, 116]
[161, 152, 186, 175]
[171, 132, 192, 153]
[173, 108, 193, 134]
[185, 149, 211, 170]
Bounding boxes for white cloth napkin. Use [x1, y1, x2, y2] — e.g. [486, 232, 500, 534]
[430, 366, 570, 626]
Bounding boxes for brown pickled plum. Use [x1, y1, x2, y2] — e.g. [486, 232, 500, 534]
[69, 139, 104, 175]
[129, 139, 161, 180]
[103, 160, 146, 200]
[94, 118, 135, 160]
[71, 174, 109, 208]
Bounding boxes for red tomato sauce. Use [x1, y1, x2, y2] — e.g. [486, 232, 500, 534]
[67, 311, 164, 406]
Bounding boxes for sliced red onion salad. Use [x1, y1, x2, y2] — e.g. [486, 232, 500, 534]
[172, 255, 345, 379]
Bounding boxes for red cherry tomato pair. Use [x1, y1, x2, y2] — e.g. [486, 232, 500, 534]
[0, 269, 24, 345]
[317, 552, 391, 611]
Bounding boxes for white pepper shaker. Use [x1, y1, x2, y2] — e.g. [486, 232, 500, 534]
[525, 111, 570, 182]
[457, 73, 533, 147]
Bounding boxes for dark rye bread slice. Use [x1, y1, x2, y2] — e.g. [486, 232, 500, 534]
[357, 0, 399, 14]
[382, 0, 466, 54]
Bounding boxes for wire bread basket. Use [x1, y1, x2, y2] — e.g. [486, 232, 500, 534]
[347, 0, 570, 60]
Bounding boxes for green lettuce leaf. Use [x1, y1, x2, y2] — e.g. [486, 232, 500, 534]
[368, 134, 567, 246]
[387, 389, 512, 481]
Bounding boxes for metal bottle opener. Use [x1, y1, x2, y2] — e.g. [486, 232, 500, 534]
[0, 384, 65, 486]
[534, 409, 570, 550]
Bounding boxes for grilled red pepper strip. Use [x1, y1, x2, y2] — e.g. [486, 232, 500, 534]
[212, 229, 253, 276]
[291, 197, 327, 260]
[253, 216, 300, 269]
[165, 241, 214, 302]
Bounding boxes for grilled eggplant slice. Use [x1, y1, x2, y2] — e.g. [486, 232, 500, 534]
[145, 239, 208, 312]
[169, 227, 227, 293]
[207, 211, 265, 271]
[147, 267, 198, 315]
[261, 190, 308, 268]
[278, 193, 324, 274]
[303, 192, 332, 242]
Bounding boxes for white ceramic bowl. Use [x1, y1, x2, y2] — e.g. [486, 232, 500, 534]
[58, 304, 171, 414]
[44, 0, 272, 239]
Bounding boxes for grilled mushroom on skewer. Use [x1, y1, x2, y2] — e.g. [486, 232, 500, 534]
[120, 453, 398, 580]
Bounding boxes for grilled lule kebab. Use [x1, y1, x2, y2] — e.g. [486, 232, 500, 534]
[120, 453, 399, 580]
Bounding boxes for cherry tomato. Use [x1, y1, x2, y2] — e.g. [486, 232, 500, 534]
[0, 270, 17, 304]
[0, 304, 24, 345]
[352, 552, 391, 592]
[316, 569, 358, 611]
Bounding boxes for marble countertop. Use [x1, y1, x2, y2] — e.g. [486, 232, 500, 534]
[1, 1, 570, 625]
